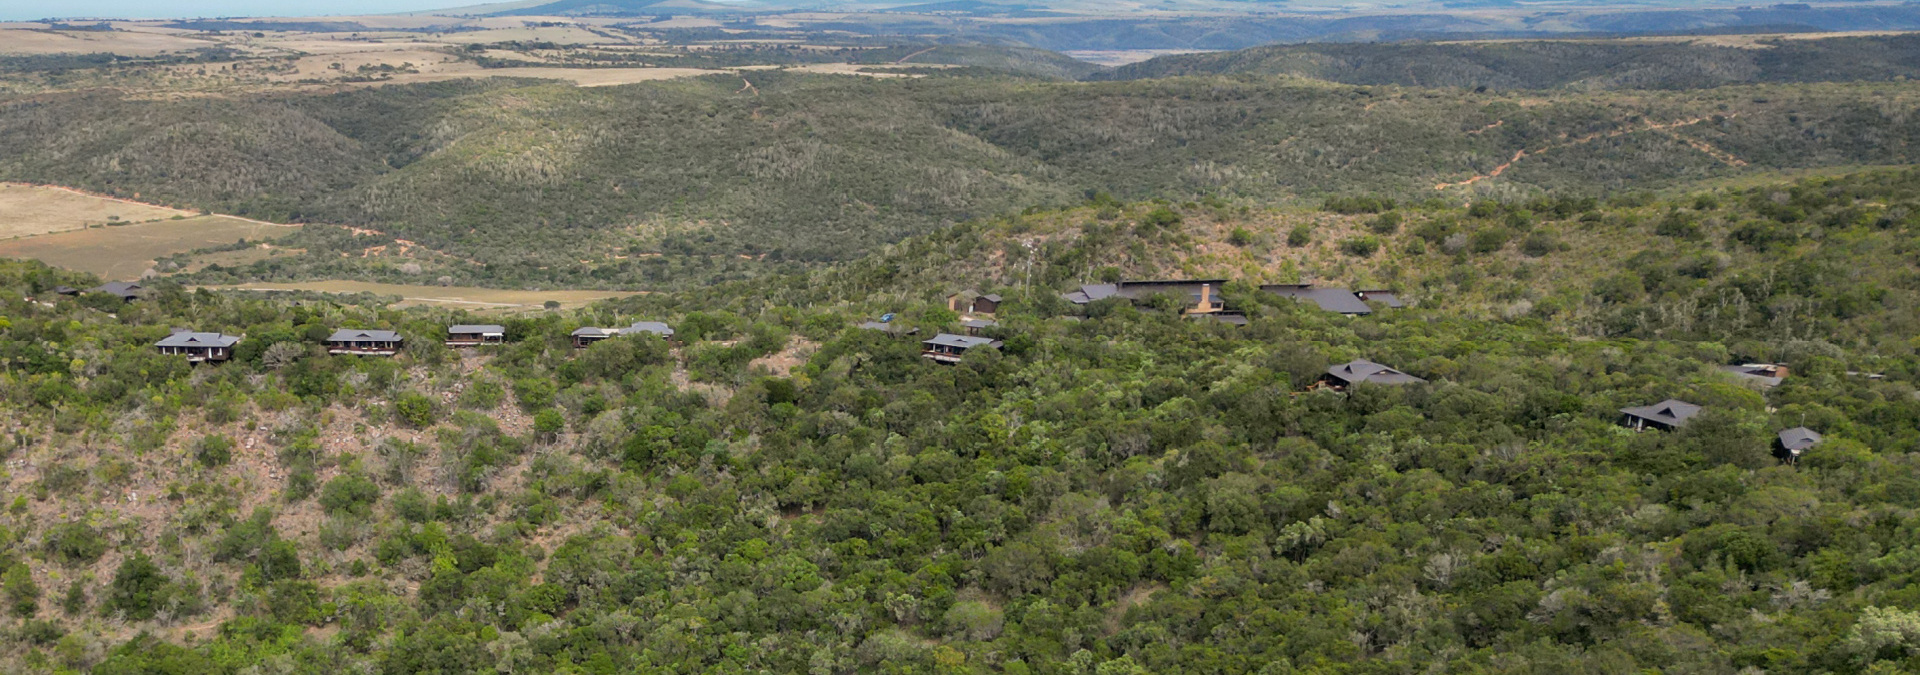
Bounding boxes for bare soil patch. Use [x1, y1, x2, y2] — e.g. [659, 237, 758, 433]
[0, 215, 295, 280]
[0, 184, 195, 238]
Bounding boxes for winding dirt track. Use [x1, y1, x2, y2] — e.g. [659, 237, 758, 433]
[1435, 114, 1744, 189]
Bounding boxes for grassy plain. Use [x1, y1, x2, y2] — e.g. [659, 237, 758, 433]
[0, 215, 292, 280]
[204, 279, 637, 310]
[0, 184, 194, 237]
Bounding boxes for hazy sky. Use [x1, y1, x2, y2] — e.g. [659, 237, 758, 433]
[0, 1, 473, 21]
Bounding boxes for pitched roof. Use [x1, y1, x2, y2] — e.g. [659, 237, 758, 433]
[923, 333, 1000, 350]
[978, 294, 1002, 302]
[962, 319, 998, 328]
[155, 332, 240, 348]
[1326, 360, 1425, 385]
[1779, 427, 1823, 453]
[1062, 283, 1120, 304]
[448, 324, 504, 335]
[1263, 284, 1373, 315]
[619, 321, 674, 337]
[571, 327, 612, 337]
[1621, 399, 1702, 427]
[1720, 364, 1784, 387]
[327, 329, 401, 342]
[1357, 290, 1405, 308]
[93, 281, 144, 297]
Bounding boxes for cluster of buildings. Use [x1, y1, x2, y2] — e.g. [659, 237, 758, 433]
[151, 320, 678, 362]
[1059, 278, 1404, 325]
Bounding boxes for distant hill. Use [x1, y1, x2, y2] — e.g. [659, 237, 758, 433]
[1099, 33, 1920, 89]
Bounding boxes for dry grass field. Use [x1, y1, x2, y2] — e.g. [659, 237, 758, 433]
[0, 215, 294, 280]
[0, 27, 217, 56]
[0, 184, 196, 238]
[205, 280, 637, 311]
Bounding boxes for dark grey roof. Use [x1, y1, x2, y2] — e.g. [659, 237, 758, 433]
[1779, 427, 1823, 453]
[962, 319, 998, 328]
[571, 327, 612, 338]
[93, 281, 143, 298]
[327, 329, 401, 342]
[619, 321, 674, 337]
[1327, 360, 1425, 385]
[924, 333, 1000, 350]
[1357, 290, 1405, 308]
[52, 286, 78, 295]
[1263, 284, 1372, 315]
[978, 294, 1002, 302]
[448, 324, 504, 335]
[1063, 283, 1120, 304]
[155, 332, 240, 348]
[1621, 399, 1702, 427]
[1721, 364, 1784, 388]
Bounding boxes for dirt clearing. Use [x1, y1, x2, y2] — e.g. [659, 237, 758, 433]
[0, 215, 294, 280]
[0, 184, 196, 237]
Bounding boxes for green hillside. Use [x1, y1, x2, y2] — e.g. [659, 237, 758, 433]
[11, 73, 1920, 290]
[2, 166, 1919, 673]
[1103, 33, 1920, 90]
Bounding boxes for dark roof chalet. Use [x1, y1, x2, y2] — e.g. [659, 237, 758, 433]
[1621, 399, 1702, 428]
[448, 324, 505, 335]
[1263, 284, 1372, 315]
[978, 294, 1002, 302]
[1326, 360, 1425, 385]
[962, 319, 998, 329]
[571, 327, 613, 338]
[155, 332, 241, 348]
[328, 329, 401, 342]
[619, 321, 674, 337]
[1721, 364, 1785, 388]
[92, 281, 144, 299]
[923, 333, 1001, 350]
[52, 286, 79, 295]
[1778, 427, 1823, 454]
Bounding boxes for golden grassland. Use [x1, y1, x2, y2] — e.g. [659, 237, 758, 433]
[204, 280, 638, 311]
[0, 216, 293, 280]
[0, 184, 196, 238]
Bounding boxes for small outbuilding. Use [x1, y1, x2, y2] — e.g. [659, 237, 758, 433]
[446, 324, 505, 347]
[155, 331, 241, 363]
[1620, 399, 1701, 431]
[1721, 363, 1789, 388]
[1777, 427, 1823, 461]
[326, 329, 403, 356]
[571, 327, 615, 349]
[922, 333, 1001, 364]
[970, 294, 1002, 315]
[1323, 360, 1426, 389]
[52, 286, 79, 296]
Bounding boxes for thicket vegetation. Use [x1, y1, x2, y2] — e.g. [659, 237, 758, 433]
[1105, 33, 1920, 90]
[11, 71, 1920, 290]
[0, 167, 1918, 673]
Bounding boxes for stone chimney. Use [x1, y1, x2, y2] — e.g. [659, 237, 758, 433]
[1196, 284, 1213, 313]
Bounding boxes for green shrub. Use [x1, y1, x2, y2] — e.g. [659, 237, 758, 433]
[195, 435, 234, 468]
[319, 475, 382, 517]
[1287, 224, 1313, 247]
[1340, 236, 1381, 257]
[394, 392, 436, 428]
[44, 523, 107, 565]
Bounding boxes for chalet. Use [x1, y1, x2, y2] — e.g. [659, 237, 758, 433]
[970, 294, 1002, 315]
[858, 320, 918, 336]
[946, 290, 980, 313]
[1721, 363, 1788, 388]
[571, 327, 616, 349]
[446, 324, 505, 347]
[1323, 360, 1426, 389]
[154, 331, 241, 363]
[1356, 289, 1405, 308]
[52, 286, 79, 296]
[922, 333, 1001, 364]
[619, 321, 674, 338]
[91, 281, 144, 302]
[326, 329, 403, 356]
[1620, 399, 1701, 431]
[1063, 280, 1232, 317]
[962, 318, 998, 336]
[1262, 284, 1371, 315]
[1777, 427, 1823, 461]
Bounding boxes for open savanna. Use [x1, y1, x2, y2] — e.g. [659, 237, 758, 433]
[0, 184, 194, 238]
[0, 215, 292, 280]
[205, 280, 637, 311]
